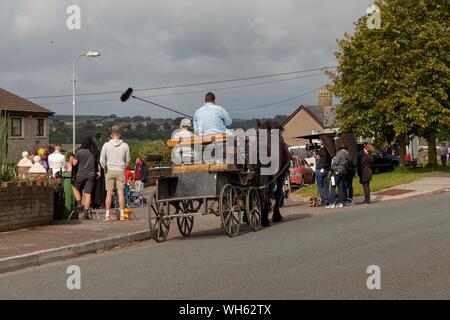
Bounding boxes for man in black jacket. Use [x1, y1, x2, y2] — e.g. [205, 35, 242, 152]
[315, 142, 332, 206]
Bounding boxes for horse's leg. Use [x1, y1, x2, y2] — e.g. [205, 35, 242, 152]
[261, 191, 271, 227]
[272, 175, 285, 222]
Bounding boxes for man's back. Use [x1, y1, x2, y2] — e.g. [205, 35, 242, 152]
[193, 103, 232, 136]
[48, 152, 66, 175]
[100, 139, 130, 171]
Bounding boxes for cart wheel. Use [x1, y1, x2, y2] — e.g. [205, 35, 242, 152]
[190, 200, 203, 212]
[219, 184, 241, 237]
[246, 187, 262, 231]
[148, 192, 170, 242]
[176, 200, 195, 237]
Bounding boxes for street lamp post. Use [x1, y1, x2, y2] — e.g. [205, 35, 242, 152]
[72, 51, 100, 153]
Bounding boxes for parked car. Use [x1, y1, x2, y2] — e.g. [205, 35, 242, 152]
[357, 143, 400, 172]
[289, 155, 315, 188]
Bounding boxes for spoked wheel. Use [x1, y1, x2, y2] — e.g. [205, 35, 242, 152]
[219, 184, 242, 237]
[148, 192, 170, 242]
[246, 187, 262, 231]
[175, 200, 196, 237]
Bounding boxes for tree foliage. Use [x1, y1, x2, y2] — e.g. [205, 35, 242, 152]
[328, 0, 450, 165]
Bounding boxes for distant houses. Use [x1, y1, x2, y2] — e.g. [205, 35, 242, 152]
[282, 87, 336, 147]
[0, 88, 53, 163]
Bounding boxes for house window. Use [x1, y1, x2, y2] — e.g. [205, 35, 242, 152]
[11, 118, 22, 137]
[37, 119, 45, 137]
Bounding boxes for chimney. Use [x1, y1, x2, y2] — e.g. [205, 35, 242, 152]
[318, 86, 332, 107]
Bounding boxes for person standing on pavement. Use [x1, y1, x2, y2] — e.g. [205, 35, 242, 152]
[440, 144, 448, 167]
[100, 126, 130, 222]
[358, 143, 374, 204]
[344, 160, 356, 203]
[48, 143, 66, 177]
[134, 157, 147, 197]
[72, 137, 101, 219]
[327, 141, 350, 208]
[315, 142, 332, 206]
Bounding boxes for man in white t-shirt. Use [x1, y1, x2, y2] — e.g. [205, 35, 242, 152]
[48, 144, 66, 176]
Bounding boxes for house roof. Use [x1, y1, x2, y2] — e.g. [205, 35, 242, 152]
[282, 105, 326, 128]
[282, 104, 336, 129]
[0, 88, 53, 115]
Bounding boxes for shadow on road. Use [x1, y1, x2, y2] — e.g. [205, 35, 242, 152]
[176, 213, 313, 241]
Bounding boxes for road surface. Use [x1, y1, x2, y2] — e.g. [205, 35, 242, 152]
[1, 193, 449, 299]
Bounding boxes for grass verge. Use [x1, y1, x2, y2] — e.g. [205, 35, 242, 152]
[294, 166, 450, 198]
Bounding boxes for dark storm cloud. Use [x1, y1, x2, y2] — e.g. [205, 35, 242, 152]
[0, 0, 370, 118]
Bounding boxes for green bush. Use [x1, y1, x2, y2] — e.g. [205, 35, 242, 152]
[128, 140, 172, 166]
[0, 163, 18, 183]
[0, 112, 19, 182]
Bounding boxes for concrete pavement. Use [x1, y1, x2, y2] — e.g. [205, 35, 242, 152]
[0, 192, 449, 299]
[373, 172, 450, 201]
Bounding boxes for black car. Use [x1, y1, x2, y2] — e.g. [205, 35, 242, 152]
[357, 143, 400, 173]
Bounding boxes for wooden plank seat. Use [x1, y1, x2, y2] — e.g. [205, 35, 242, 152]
[166, 133, 228, 148]
[167, 133, 252, 174]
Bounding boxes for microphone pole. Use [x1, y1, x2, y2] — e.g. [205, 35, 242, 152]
[120, 87, 192, 119]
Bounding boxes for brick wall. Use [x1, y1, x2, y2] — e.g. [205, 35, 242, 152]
[0, 181, 53, 232]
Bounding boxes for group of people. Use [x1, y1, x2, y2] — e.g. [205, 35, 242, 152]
[315, 141, 375, 208]
[18, 126, 148, 222]
[17, 144, 71, 177]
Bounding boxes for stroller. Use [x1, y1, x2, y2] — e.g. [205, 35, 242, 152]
[126, 182, 144, 208]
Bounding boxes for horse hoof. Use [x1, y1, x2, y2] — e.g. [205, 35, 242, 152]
[262, 220, 270, 227]
[272, 215, 283, 223]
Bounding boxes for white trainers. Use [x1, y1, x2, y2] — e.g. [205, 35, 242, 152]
[325, 204, 336, 209]
[336, 203, 344, 208]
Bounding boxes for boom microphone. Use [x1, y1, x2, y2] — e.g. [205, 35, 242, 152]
[120, 87, 192, 118]
[120, 87, 133, 102]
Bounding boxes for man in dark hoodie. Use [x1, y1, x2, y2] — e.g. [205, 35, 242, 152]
[327, 141, 350, 208]
[100, 126, 130, 221]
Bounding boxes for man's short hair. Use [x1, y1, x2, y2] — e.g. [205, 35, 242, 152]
[111, 126, 121, 136]
[205, 92, 215, 103]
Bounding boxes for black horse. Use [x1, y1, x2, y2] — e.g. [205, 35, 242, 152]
[256, 120, 291, 227]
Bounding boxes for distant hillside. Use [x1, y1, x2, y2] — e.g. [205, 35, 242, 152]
[49, 114, 288, 144]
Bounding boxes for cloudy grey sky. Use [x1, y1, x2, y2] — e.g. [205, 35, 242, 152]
[0, 0, 370, 119]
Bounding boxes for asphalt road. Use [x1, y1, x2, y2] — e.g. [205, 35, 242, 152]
[0, 193, 449, 299]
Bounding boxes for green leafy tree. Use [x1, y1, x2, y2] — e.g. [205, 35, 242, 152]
[128, 140, 172, 166]
[328, 0, 450, 167]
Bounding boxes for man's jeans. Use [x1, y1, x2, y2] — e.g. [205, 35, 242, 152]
[315, 169, 330, 205]
[344, 175, 354, 200]
[441, 155, 447, 167]
[329, 175, 345, 205]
